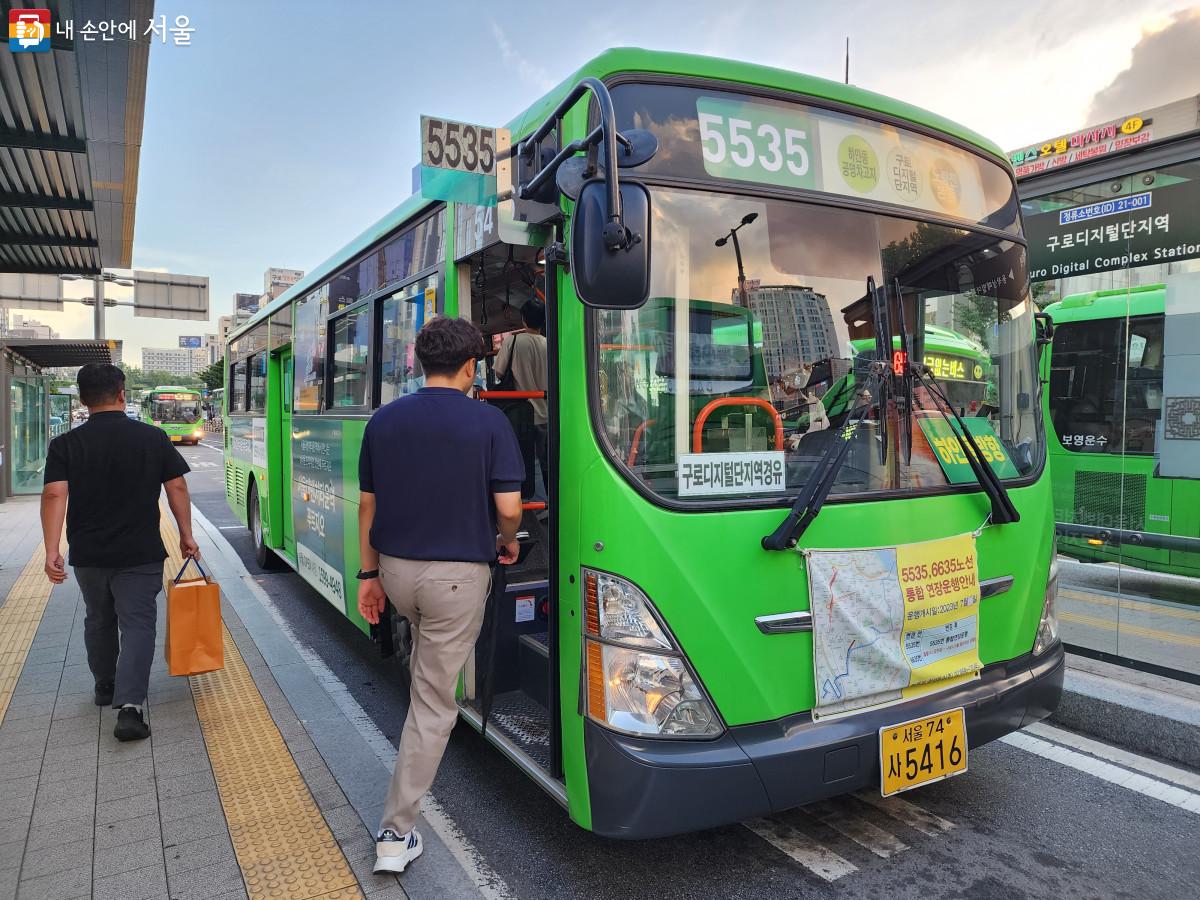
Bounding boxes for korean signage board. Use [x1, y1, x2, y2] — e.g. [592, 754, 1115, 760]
[1009, 115, 1153, 178]
[178, 335, 202, 349]
[1024, 175, 1200, 280]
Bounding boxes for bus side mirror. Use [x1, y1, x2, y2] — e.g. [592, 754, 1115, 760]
[570, 179, 651, 310]
[1034, 311, 1054, 346]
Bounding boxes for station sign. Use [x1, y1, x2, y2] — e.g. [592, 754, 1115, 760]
[418, 116, 507, 206]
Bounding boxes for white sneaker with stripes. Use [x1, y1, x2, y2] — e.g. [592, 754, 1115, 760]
[374, 827, 423, 874]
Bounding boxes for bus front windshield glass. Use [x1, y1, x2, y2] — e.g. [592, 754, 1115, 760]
[151, 396, 201, 424]
[593, 188, 1043, 505]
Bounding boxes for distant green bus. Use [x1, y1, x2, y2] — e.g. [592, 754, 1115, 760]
[142, 386, 204, 445]
[1043, 283, 1200, 578]
[225, 49, 1060, 838]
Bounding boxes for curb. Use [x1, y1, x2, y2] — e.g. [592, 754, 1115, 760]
[1050, 654, 1200, 771]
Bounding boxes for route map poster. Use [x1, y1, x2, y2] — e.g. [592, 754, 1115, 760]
[806, 533, 982, 719]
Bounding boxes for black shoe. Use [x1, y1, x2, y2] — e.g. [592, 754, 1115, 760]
[94, 680, 114, 706]
[114, 706, 150, 742]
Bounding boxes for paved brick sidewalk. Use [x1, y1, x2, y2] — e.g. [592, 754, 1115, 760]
[0, 498, 409, 900]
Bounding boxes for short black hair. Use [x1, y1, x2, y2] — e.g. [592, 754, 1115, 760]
[415, 317, 486, 377]
[78, 363, 125, 407]
[521, 300, 545, 332]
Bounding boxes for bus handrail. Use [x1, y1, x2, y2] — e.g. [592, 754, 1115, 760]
[478, 390, 547, 400]
[692, 398, 785, 453]
[627, 418, 656, 466]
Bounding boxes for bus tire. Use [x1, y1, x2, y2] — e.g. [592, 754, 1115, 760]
[248, 482, 282, 571]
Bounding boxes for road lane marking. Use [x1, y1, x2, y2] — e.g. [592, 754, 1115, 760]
[188, 503, 516, 900]
[1060, 587, 1200, 622]
[805, 801, 908, 857]
[1001, 730, 1200, 815]
[1024, 722, 1200, 794]
[1057, 611, 1200, 648]
[745, 817, 858, 882]
[851, 790, 956, 836]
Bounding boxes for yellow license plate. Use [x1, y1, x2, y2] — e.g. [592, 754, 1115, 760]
[170, 435, 181, 442]
[879, 707, 967, 796]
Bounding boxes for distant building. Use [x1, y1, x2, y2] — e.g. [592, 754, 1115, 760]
[264, 266, 303, 300]
[5, 313, 59, 341]
[142, 346, 207, 378]
[739, 281, 840, 379]
[203, 332, 221, 365]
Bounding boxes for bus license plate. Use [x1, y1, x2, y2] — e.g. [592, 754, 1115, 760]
[879, 707, 967, 796]
[170, 435, 181, 442]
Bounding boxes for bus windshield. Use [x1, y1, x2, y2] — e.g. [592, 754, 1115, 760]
[150, 395, 201, 424]
[593, 188, 1043, 505]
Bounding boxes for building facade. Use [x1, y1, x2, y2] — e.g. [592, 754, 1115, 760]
[142, 346, 208, 378]
[740, 280, 840, 376]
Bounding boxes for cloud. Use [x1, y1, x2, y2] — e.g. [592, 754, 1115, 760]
[1085, 7, 1200, 121]
[489, 21, 555, 93]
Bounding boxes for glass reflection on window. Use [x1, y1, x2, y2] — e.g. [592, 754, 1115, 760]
[330, 305, 369, 408]
[378, 276, 433, 405]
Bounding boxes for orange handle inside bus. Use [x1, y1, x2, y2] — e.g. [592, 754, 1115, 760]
[627, 418, 656, 466]
[692, 398, 785, 453]
[478, 390, 547, 400]
[522, 501, 547, 511]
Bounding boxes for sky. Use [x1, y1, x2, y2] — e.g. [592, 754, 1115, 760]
[20, 0, 1200, 362]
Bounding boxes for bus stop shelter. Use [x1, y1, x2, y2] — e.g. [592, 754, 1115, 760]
[0, 338, 116, 500]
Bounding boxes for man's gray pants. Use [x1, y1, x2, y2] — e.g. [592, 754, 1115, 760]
[74, 563, 163, 707]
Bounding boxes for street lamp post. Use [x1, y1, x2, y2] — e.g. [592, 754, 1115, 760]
[715, 212, 758, 307]
[60, 272, 136, 340]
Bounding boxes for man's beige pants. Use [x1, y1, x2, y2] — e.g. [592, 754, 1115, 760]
[378, 554, 491, 836]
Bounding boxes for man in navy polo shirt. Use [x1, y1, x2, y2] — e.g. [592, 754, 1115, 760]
[357, 316, 524, 875]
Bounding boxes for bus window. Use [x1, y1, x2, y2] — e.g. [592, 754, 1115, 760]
[378, 277, 430, 404]
[329, 303, 369, 408]
[294, 289, 326, 412]
[248, 352, 267, 412]
[1049, 316, 1162, 454]
[230, 360, 248, 412]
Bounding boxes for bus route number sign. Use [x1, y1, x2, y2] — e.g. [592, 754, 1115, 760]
[422, 116, 497, 176]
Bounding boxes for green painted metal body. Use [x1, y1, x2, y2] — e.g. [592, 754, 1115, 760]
[1043, 285, 1199, 577]
[223, 48, 1050, 835]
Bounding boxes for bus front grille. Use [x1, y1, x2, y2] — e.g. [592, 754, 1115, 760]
[1073, 470, 1146, 531]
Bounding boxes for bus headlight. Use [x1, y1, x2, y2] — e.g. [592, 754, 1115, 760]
[1033, 555, 1059, 656]
[193, 429, 204, 438]
[583, 569, 722, 738]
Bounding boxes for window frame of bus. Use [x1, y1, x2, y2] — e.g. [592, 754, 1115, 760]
[1049, 313, 1165, 456]
[325, 299, 372, 412]
[582, 76, 1036, 513]
[229, 358, 248, 413]
[246, 350, 268, 414]
[372, 266, 443, 408]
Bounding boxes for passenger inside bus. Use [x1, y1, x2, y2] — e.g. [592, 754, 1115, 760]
[494, 300, 548, 499]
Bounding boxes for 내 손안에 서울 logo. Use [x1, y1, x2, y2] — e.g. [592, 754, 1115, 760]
[9, 8, 50, 52]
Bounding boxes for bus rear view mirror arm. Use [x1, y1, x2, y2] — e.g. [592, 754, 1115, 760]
[1034, 311, 1054, 345]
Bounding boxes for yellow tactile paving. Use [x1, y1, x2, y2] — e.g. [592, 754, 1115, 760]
[0, 544, 55, 725]
[159, 508, 365, 900]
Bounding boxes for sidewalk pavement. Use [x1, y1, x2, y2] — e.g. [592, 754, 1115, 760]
[0, 496, 491, 900]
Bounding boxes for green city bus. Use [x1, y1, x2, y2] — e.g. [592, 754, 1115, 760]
[142, 386, 204, 445]
[1043, 283, 1200, 578]
[224, 48, 1061, 838]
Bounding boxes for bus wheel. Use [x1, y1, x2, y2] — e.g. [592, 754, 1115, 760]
[248, 483, 281, 570]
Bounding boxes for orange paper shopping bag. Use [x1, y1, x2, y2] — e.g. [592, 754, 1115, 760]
[165, 558, 224, 676]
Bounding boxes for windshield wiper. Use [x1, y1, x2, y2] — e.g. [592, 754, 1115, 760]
[868, 276, 891, 466]
[762, 365, 885, 551]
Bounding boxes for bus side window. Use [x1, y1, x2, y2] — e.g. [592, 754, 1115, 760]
[1123, 318, 1164, 453]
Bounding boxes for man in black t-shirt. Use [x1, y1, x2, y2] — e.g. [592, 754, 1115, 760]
[41, 364, 199, 742]
[357, 317, 524, 875]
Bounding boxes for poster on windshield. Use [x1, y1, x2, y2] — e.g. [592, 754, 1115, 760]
[806, 533, 982, 719]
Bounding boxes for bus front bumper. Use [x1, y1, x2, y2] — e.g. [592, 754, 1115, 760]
[584, 642, 1064, 839]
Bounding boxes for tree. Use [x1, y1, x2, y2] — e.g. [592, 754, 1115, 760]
[199, 358, 224, 391]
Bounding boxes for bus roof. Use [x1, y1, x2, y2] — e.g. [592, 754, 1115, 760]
[850, 323, 989, 359]
[1043, 283, 1165, 323]
[230, 47, 1012, 344]
[148, 385, 201, 394]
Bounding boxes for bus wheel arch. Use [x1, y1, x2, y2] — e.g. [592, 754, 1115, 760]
[247, 478, 281, 570]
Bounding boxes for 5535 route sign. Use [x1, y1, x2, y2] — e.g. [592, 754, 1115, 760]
[419, 116, 506, 205]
